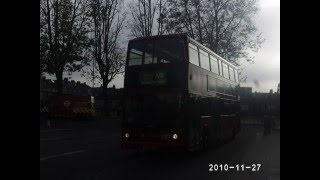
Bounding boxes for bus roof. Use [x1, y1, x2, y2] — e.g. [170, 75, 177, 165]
[128, 33, 188, 43]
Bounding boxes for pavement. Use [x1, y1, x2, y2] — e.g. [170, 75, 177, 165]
[40, 116, 280, 180]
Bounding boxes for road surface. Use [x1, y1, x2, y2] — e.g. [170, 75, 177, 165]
[40, 119, 280, 180]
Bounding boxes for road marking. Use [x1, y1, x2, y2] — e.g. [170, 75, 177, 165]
[40, 150, 86, 161]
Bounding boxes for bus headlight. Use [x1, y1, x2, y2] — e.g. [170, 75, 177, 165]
[124, 133, 130, 138]
[172, 133, 178, 140]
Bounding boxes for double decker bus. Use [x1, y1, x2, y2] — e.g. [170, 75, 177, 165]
[121, 34, 240, 151]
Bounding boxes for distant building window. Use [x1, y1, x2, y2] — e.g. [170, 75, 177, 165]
[189, 43, 199, 66]
[199, 49, 210, 71]
[210, 55, 219, 75]
[222, 63, 229, 79]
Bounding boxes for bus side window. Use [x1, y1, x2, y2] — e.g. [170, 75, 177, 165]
[225, 84, 231, 95]
[218, 60, 223, 76]
[234, 69, 239, 83]
[231, 84, 236, 96]
[229, 67, 235, 81]
[207, 75, 217, 92]
[217, 79, 225, 94]
[188, 43, 199, 66]
[199, 49, 210, 71]
[210, 55, 219, 75]
[222, 63, 229, 79]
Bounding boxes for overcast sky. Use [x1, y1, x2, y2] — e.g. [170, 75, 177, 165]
[45, 0, 280, 93]
[240, 0, 280, 92]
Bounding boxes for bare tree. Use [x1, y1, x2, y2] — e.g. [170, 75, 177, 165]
[40, 0, 90, 93]
[237, 66, 247, 83]
[157, 0, 165, 35]
[164, 0, 198, 38]
[164, 0, 264, 66]
[128, 0, 157, 37]
[88, 0, 126, 112]
[81, 58, 101, 88]
[128, 0, 167, 37]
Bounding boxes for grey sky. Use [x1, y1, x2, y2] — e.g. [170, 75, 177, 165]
[241, 0, 280, 92]
[45, 0, 280, 93]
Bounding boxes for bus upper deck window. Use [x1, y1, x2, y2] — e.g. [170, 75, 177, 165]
[234, 69, 239, 83]
[210, 55, 219, 75]
[229, 67, 235, 81]
[199, 49, 210, 71]
[154, 38, 184, 63]
[188, 43, 199, 66]
[144, 52, 153, 64]
[219, 60, 223, 76]
[144, 42, 153, 64]
[128, 48, 143, 66]
[222, 63, 229, 79]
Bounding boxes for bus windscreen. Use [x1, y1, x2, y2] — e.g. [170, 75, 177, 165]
[128, 38, 185, 66]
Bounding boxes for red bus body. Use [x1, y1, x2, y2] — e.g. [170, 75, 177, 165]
[121, 34, 240, 150]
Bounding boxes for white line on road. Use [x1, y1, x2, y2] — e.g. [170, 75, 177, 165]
[40, 150, 86, 161]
